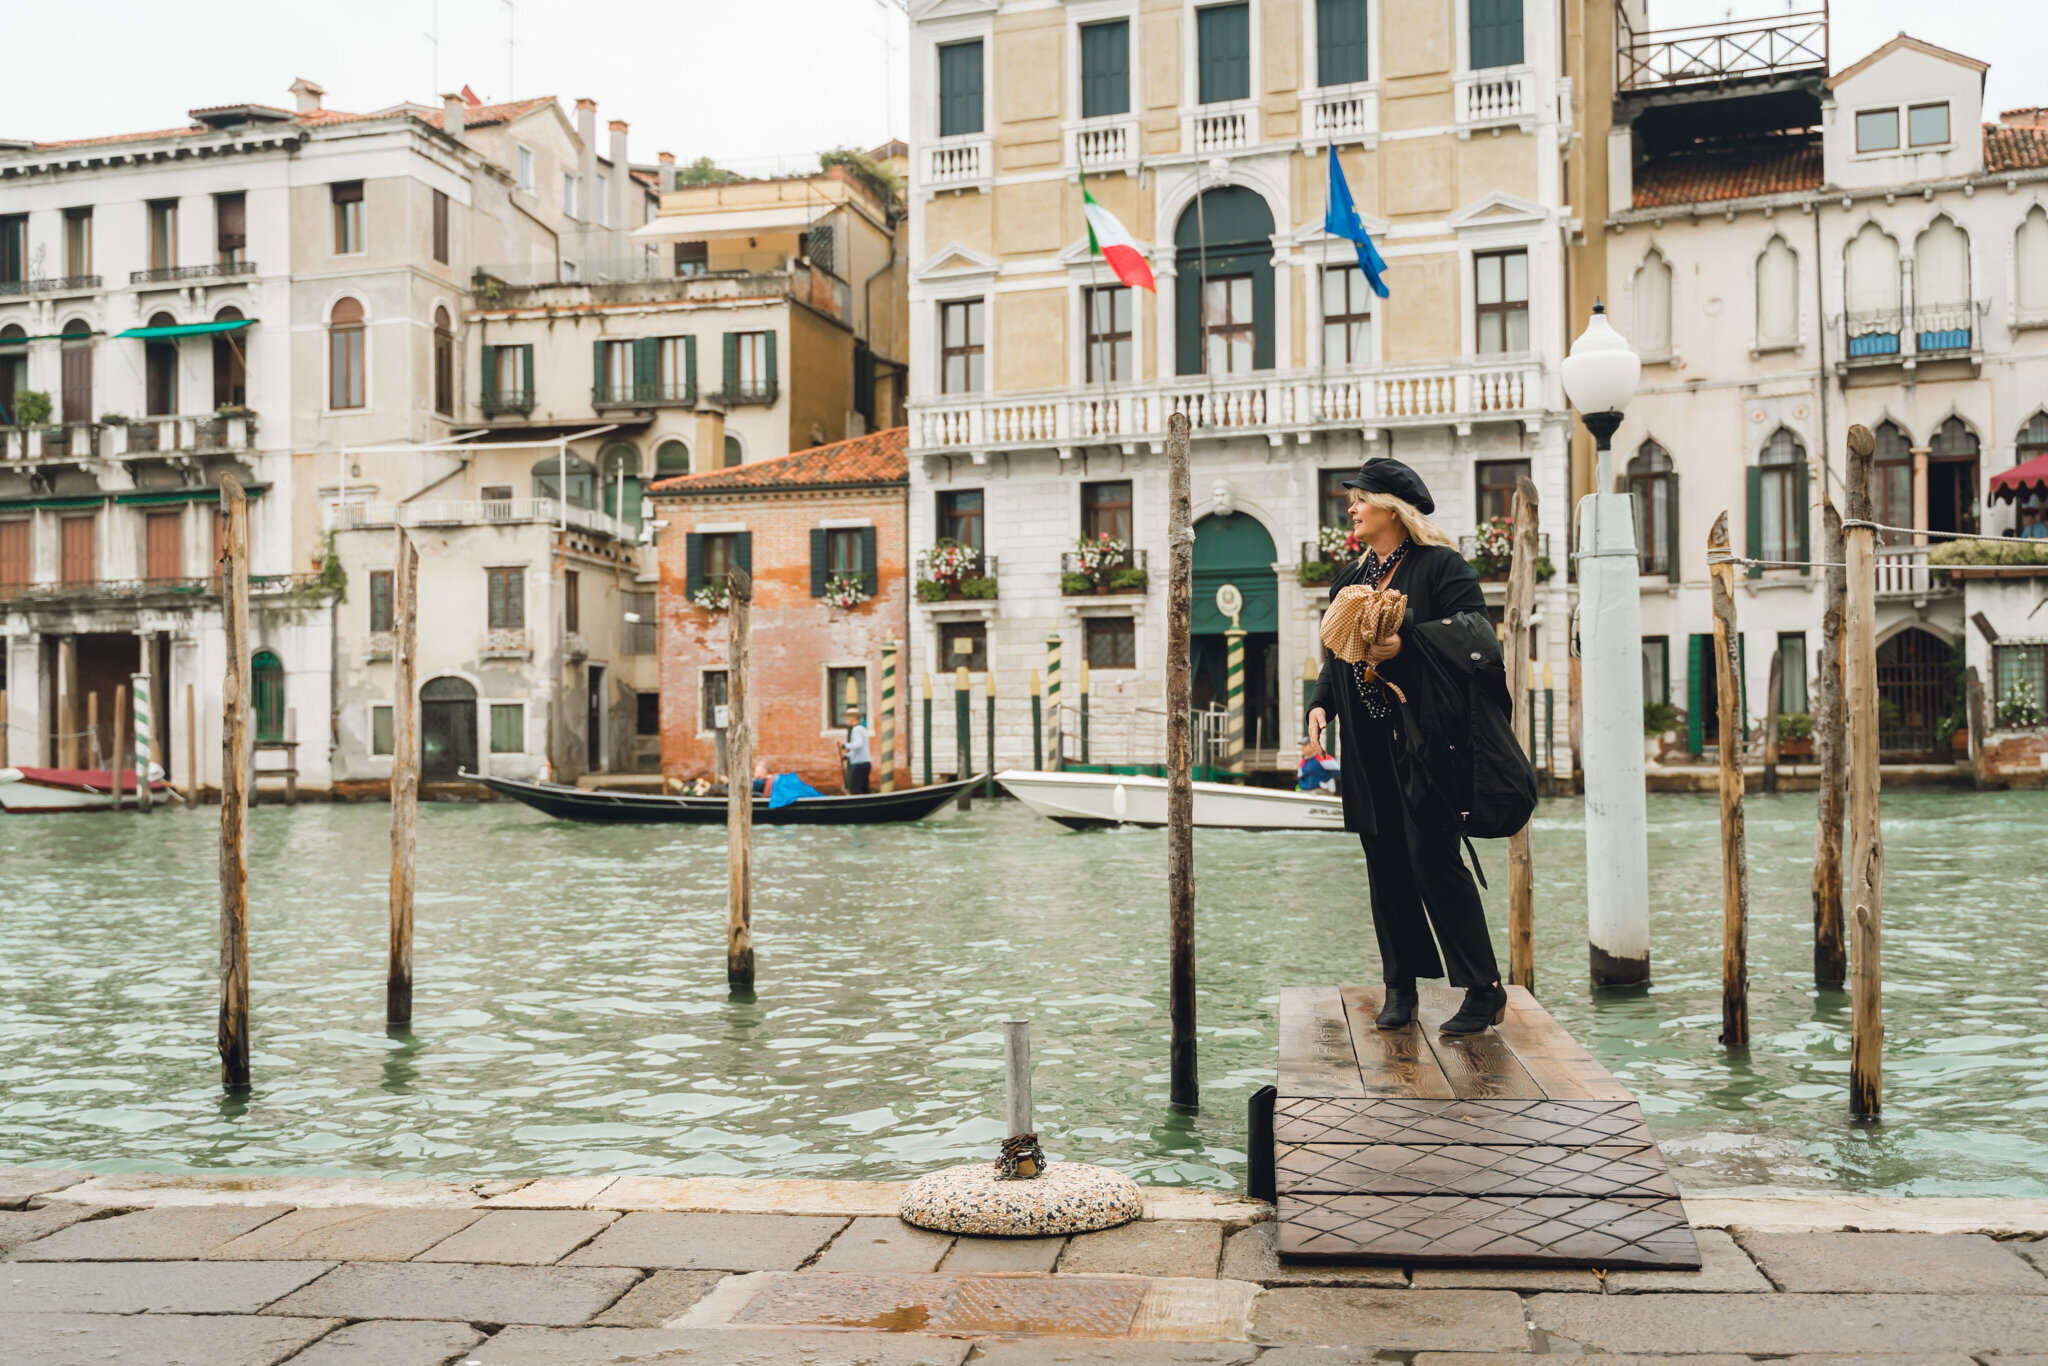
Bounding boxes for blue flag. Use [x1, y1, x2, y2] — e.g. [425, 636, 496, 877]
[1325, 143, 1390, 299]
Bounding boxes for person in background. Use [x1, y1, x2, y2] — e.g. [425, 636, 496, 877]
[839, 707, 873, 794]
[2021, 499, 2048, 539]
[1297, 737, 1341, 793]
[751, 760, 774, 794]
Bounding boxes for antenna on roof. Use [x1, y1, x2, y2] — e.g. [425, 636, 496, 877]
[424, 0, 439, 99]
[501, 0, 517, 101]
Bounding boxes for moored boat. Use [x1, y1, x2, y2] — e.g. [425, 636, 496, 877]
[467, 771, 984, 825]
[996, 769, 1347, 832]
[0, 766, 171, 814]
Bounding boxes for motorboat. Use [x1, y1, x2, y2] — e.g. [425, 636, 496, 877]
[997, 768, 1347, 832]
[468, 771, 985, 825]
[0, 765, 170, 814]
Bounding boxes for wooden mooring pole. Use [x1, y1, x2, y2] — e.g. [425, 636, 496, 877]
[388, 529, 419, 1027]
[1812, 488, 1848, 988]
[111, 683, 128, 811]
[984, 667, 996, 799]
[1843, 424, 1883, 1118]
[185, 683, 198, 803]
[726, 567, 755, 994]
[1965, 665, 1990, 791]
[218, 477, 253, 1090]
[1505, 474, 1539, 994]
[87, 690, 101, 773]
[1708, 511, 1749, 1049]
[1165, 411, 1197, 1111]
[1761, 649, 1783, 795]
[921, 671, 933, 787]
[954, 664, 972, 810]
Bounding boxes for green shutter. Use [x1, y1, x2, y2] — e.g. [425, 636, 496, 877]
[1317, 0, 1370, 87]
[1081, 21, 1131, 118]
[939, 40, 984, 137]
[810, 528, 829, 597]
[480, 345, 498, 406]
[1253, 264, 1275, 372]
[1471, 0, 1524, 69]
[1745, 466, 1764, 579]
[1197, 4, 1251, 104]
[859, 526, 878, 595]
[1738, 633, 1749, 741]
[1664, 470, 1682, 583]
[634, 337, 657, 400]
[592, 339, 608, 399]
[1687, 634, 1705, 756]
[518, 346, 533, 403]
[764, 330, 778, 399]
[683, 335, 698, 402]
[1793, 458, 1811, 575]
[734, 531, 752, 578]
[685, 532, 703, 595]
[722, 332, 739, 401]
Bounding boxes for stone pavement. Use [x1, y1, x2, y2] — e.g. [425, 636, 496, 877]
[5, 1167, 2048, 1364]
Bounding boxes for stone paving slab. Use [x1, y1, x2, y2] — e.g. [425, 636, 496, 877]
[1742, 1231, 2048, 1293]
[1218, 1223, 1407, 1288]
[590, 1269, 728, 1326]
[0, 1167, 93, 1210]
[0, 1260, 335, 1314]
[479, 1177, 621, 1210]
[592, 1175, 910, 1216]
[561, 1211, 848, 1271]
[2023, 1240, 2048, 1275]
[1141, 1191, 1275, 1227]
[1603, 1228, 1772, 1293]
[259, 1261, 641, 1326]
[940, 1234, 1067, 1273]
[1408, 1357, 1757, 1366]
[9, 1202, 296, 1260]
[1248, 1288, 1529, 1351]
[1408, 1262, 1603, 1291]
[414, 1209, 619, 1265]
[277, 1319, 484, 1365]
[43, 1171, 524, 1209]
[0, 1312, 340, 1366]
[1528, 1291, 2048, 1355]
[968, 1344, 1260, 1364]
[1060, 1221, 1223, 1279]
[210, 1206, 487, 1261]
[1253, 1352, 1381, 1366]
[1683, 1195, 2048, 1236]
[465, 1326, 974, 1364]
[810, 1216, 955, 1272]
[0, 1203, 100, 1254]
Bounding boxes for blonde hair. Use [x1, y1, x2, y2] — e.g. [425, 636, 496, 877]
[1349, 488, 1455, 548]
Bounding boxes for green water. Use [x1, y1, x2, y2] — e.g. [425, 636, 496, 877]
[2, 791, 2045, 1194]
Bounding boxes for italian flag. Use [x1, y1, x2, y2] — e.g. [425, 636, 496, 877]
[1082, 168, 1156, 294]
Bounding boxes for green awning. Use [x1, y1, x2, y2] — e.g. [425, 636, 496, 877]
[113, 319, 255, 340]
[114, 486, 268, 507]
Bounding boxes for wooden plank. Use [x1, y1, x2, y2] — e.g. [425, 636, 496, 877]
[1493, 988, 1635, 1102]
[1413, 984, 1544, 1099]
[1277, 1143, 1678, 1199]
[1273, 1097, 1651, 1148]
[1277, 987, 1366, 1098]
[1278, 1193, 1700, 1270]
[1337, 985, 1454, 1099]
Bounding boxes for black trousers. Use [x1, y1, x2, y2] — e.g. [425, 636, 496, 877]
[846, 762, 871, 795]
[1357, 747, 1500, 990]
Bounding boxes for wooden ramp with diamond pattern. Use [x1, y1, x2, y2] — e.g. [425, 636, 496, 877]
[1272, 984, 1700, 1270]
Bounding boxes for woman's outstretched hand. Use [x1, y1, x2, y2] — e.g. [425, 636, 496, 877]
[1307, 707, 1328, 755]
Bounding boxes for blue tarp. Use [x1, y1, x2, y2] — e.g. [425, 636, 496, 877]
[768, 772, 823, 809]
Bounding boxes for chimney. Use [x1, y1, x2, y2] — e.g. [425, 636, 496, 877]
[2003, 107, 2048, 128]
[608, 119, 630, 240]
[575, 99, 597, 226]
[694, 405, 727, 477]
[290, 78, 325, 115]
[658, 151, 676, 193]
[441, 93, 465, 143]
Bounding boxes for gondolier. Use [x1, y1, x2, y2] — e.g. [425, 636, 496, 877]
[839, 706, 873, 795]
[1306, 457, 1508, 1037]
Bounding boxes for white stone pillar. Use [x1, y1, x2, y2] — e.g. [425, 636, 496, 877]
[1577, 486, 1651, 985]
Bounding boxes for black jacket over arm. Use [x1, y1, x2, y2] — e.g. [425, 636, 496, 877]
[1306, 543, 1487, 835]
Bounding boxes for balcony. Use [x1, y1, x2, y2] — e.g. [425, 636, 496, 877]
[15, 423, 101, 460]
[923, 135, 990, 192]
[914, 551, 999, 604]
[131, 261, 259, 287]
[108, 413, 257, 456]
[481, 628, 531, 659]
[1066, 114, 1142, 172]
[1616, 4, 1828, 93]
[1060, 547, 1148, 596]
[718, 380, 779, 408]
[1182, 102, 1259, 155]
[593, 381, 695, 410]
[1837, 302, 1988, 372]
[0, 275, 102, 298]
[1874, 546, 1957, 599]
[1307, 83, 1380, 147]
[0, 573, 326, 608]
[480, 386, 535, 418]
[1454, 66, 1535, 136]
[330, 496, 634, 542]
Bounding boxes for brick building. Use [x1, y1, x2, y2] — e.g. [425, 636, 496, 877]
[649, 428, 910, 791]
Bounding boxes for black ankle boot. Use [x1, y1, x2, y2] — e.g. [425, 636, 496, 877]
[1376, 983, 1419, 1031]
[1438, 983, 1507, 1036]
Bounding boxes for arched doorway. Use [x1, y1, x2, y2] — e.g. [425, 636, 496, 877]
[144, 312, 178, 416]
[420, 676, 478, 782]
[1876, 628, 1958, 758]
[251, 650, 285, 742]
[1173, 187, 1276, 376]
[1191, 512, 1279, 764]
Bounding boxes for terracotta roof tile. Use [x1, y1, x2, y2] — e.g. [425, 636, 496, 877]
[1631, 141, 1822, 209]
[17, 95, 557, 152]
[1986, 122, 2048, 173]
[650, 427, 908, 495]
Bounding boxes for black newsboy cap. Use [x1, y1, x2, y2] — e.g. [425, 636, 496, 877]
[1340, 457, 1435, 516]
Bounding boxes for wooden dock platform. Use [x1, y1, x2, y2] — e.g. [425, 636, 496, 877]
[1270, 984, 1701, 1270]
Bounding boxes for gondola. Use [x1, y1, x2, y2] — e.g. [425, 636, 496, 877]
[464, 771, 985, 825]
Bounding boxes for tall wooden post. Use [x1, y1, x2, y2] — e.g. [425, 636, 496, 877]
[1078, 662, 1092, 765]
[87, 690, 101, 773]
[218, 476, 253, 1090]
[1812, 491, 1848, 988]
[879, 639, 898, 793]
[186, 682, 198, 802]
[131, 671, 153, 812]
[1030, 670, 1043, 770]
[0, 688, 7, 770]
[1843, 424, 1884, 1118]
[984, 667, 996, 798]
[1165, 411, 1197, 1111]
[1708, 511, 1749, 1049]
[954, 664, 972, 810]
[1762, 649, 1783, 794]
[388, 530, 419, 1027]
[111, 683, 128, 811]
[1965, 665, 1990, 791]
[58, 636, 78, 770]
[1504, 475, 1539, 993]
[1045, 634, 1063, 769]
[726, 566, 755, 993]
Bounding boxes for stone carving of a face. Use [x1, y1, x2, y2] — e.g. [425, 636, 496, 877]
[1211, 479, 1236, 518]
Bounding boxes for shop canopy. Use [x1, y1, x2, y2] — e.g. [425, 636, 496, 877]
[629, 203, 830, 243]
[112, 319, 255, 340]
[1990, 453, 2048, 502]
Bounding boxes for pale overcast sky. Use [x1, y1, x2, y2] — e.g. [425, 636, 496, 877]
[1, 1, 2041, 167]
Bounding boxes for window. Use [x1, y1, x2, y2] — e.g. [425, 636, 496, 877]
[0, 215, 25, 283]
[517, 145, 535, 191]
[1633, 249, 1671, 356]
[939, 621, 988, 673]
[698, 532, 739, 590]
[1320, 469, 1353, 528]
[431, 188, 449, 264]
[331, 181, 363, 253]
[939, 41, 984, 137]
[491, 703, 525, 753]
[329, 298, 365, 409]
[674, 241, 709, 276]
[636, 692, 660, 736]
[1642, 637, 1670, 708]
[598, 338, 635, 403]
[60, 319, 93, 423]
[0, 519, 28, 588]
[1318, 0, 1370, 85]
[657, 335, 694, 399]
[481, 484, 514, 509]
[1844, 220, 1902, 355]
[1204, 274, 1256, 373]
[596, 173, 610, 227]
[369, 569, 394, 632]
[1083, 480, 1133, 543]
[2016, 207, 2048, 320]
[1173, 187, 1275, 376]
[1756, 236, 1798, 348]
[1928, 415, 1981, 537]
[1469, 0, 1523, 68]
[1321, 264, 1372, 364]
[623, 591, 657, 655]
[1626, 440, 1676, 578]
[1914, 216, 1972, 348]
[1870, 421, 1913, 547]
[1994, 644, 2048, 727]
[701, 669, 730, 731]
[600, 443, 642, 532]
[372, 705, 394, 755]
[826, 667, 869, 727]
[60, 513, 95, 584]
[940, 300, 984, 394]
[726, 330, 774, 401]
[562, 172, 579, 219]
[0, 326, 21, 420]
[1080, 20, 1130, 119]
[483, 343, 532, 410]
[564, 568, 581, 634]
[1776, 632, 1809, 716]
[145, 510, 182, 581]
[827, 528, 865, 578]
[144, 311, 178, 416]
[723, 435, 742, 469]
[64, 207, 91, 277]
[938, 489, 984, 552]
[432, 306, 454, 416]
[148, 199, 177, 272]
[655, 439, 691, 474]
[486, 566, 525, 630]
[1856, 108, 1899, 153]
[1477, 460, 1530, 524]
[1473, 249, 1529, 354]
[1752, 428, 1807, 569]
[1085, 616, 1137, 668]
[1197, 4, 1251, 104]
[532, 454, 596, 508]
[214, 193, 246, 265]
[1908, 102, 1950, 148]
[1085, 285, 1133, 383]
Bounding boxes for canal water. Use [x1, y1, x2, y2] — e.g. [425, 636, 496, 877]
[2, 790, 2045, 1195]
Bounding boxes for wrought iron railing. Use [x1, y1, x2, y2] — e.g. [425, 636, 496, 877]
[1059, 547, 1148, 593]
[719, 380, 779, 406]
[592, 381, 696, 407]
[0, 274, 102, 297]
[915, 552, 999, 585]
[480, 386, 535, 416]
[1616, 3, 1828, 92]
[130, 261, 259, 285]
[0, 572, 326, 604]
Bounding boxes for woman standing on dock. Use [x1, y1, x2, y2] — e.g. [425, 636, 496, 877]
[1305, 458, 1507, 1037]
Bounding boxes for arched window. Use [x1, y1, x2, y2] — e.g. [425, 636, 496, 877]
[600, 442, 641, 533]
[654, 439, 691, 474]
[1872, 421, 1914, 546]
[328, 297, 365, 409]
[1928, 415, 1980, 535]
[432, 306, 454, 417]
[212, 307, 246, 409]
[532, 453, 597, 508]
[1844, 222, 1901, 356]
[1632, 249, 1672, 357]
[1750, 428, 1808, 574]
[1173, 186, 1276, 376]
[1755, 235, 1798, 348]
[723, 434, 743, 468]
[1913, 215, 1972, 351]
[1626, 439, 1677, 579]
[2016, 206, 2048, 321]
[0, 323, 24, 422]
[60, 318, 93, 424]
[251, 650, 285, 742]
[144, 311, 179, 417]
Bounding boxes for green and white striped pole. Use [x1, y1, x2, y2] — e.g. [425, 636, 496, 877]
[879, 639, 897, 793]
[130, 671, 152, 811]
[921, 672, 933, 787]
[1030, 670, 1043, 770]
[1225, 628, 1246, 777]
[1044, 634, 1062, 771]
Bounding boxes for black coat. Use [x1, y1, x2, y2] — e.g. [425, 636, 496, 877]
[1306, 543, 1487, 835]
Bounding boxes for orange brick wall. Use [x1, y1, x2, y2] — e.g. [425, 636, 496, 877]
[654, 484, 911, 791]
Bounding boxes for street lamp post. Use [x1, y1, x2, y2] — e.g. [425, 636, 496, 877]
[1560, 303, 1650, 988]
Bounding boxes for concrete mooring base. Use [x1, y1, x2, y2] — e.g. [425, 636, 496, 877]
[899, 1161, 1144, 1237]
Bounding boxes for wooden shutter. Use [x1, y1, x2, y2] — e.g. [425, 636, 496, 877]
[1664, 471, 1682, 584]
[938, 40, 984, 136]
[487, 567, 506, 628]
[1317, 0, 1370, 86]
[1686, 634, 1705, 755]
[0, 519, 28, 587]
[61, 339, 92, 423]
[60, 514, 95, 583]
[685, 532, 703, 595]
[1745, 466, 1764, 579]
[634, 337, 657, 399]
[216, 193, 246, 254]
[859, 526, 878, 595]
[517, 346, 533, 401]
[480, 345, 499, 406]
[1793, 459, 1811, 575]
[734, 531, 753, 578]
[722, 332, 739, 399]
[145, 510, 183, 581]
[1471, 0, 1524, 70]
[1198, 4, 1251, 104]
[1081, 21, 1130, 119]
[592, 340, 608, 398]
[763, 330, 778, 399]
[683, 335, 698, 400]
[810, 528, 829, 597]
[431, 189, 449, 263]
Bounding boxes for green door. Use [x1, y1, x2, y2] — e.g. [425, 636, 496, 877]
[251, 650, 285, 742]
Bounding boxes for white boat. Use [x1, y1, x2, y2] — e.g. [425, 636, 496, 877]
[0, 765, 169, 814]
[996, 769, 1348, 832]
